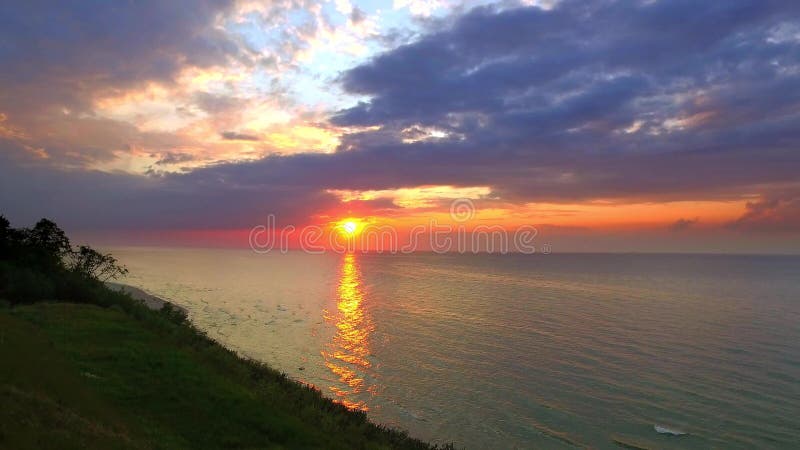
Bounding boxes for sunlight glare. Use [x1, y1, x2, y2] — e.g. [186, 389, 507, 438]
[337, 218, 363, 237]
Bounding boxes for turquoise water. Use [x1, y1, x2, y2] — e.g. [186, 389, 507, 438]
[112, 249, 800, 449]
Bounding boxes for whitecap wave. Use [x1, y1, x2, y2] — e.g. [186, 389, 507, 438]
[654, 425, 686, 436]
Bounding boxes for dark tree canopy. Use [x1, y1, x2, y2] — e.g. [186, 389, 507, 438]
[0, 215, 11, 249]
[1, 216, 129, 304]
[25, 218, 72, 260]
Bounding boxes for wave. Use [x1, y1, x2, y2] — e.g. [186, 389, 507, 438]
[654, 424, 687, 436]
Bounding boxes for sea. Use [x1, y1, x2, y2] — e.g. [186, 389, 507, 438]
[110, 248, 800, 449]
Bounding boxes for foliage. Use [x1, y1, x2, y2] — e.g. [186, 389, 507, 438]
[25, 218, 72, 260]
[0, 262, 55, 303]
[0, 215, 12, 253]
[160, 302, 188, 325]
[68, 245, 129, 281]
[0, 215, 128, 305]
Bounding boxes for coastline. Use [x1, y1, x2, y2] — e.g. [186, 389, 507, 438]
[1, 301, 439, 449]
[106, 282, 188, 315]
[0, 219, 441, 448]
[2, 286, 440, 448]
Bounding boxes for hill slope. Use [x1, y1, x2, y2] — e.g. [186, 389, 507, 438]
[0, 302, 439, 449]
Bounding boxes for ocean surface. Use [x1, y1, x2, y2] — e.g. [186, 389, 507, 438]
[111, 248, 800, 449]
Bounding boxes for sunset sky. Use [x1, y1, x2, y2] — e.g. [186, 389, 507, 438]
[1, 0, 799, 252]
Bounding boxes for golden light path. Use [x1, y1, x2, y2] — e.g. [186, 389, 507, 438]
[322, 252, 376, 411]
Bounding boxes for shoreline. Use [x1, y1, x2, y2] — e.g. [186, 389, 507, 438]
[2, 300, 437, 449]
[105, 282, 188, 316]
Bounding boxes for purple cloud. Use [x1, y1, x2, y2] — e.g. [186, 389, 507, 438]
[728, 196, 800, 232]
[1, 0, 800, 238]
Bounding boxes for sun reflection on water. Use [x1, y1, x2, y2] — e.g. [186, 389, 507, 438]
[322, 252, 376, 411]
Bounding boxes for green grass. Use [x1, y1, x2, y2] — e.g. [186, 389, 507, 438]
[0, 302, 441, 449]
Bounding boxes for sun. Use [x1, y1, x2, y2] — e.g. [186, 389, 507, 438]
[337, 218, 363, 237]
[343, 221, 357, 234]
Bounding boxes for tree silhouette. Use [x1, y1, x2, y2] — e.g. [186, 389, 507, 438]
[0, 215, 11, 253]
[69, 245, 129, 281]
[25, 218, 72, 260]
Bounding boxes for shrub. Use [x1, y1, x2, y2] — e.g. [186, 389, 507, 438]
[0, 264, 56, 305]
[160, 303, 188, 325]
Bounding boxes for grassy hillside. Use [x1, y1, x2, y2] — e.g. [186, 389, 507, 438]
[0, 301, 440, 449]
[0, 215, 446, 449]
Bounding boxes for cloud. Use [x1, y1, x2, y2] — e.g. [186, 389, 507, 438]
[193, 93, 251, 115]
[153, 152, 196, 166]
[728, 196, 800, 232]
[669, 217, 699, 232]
[351, 7, 367, 24]
[0, 1, 251, 167]
[2, 0, 800, 239]
[220, 131, 260, 141]
[330, 197, 404, 218]
[0, 1, 245, 116]
[0, 143, 339, 230]
[327, 0, 800, 203]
